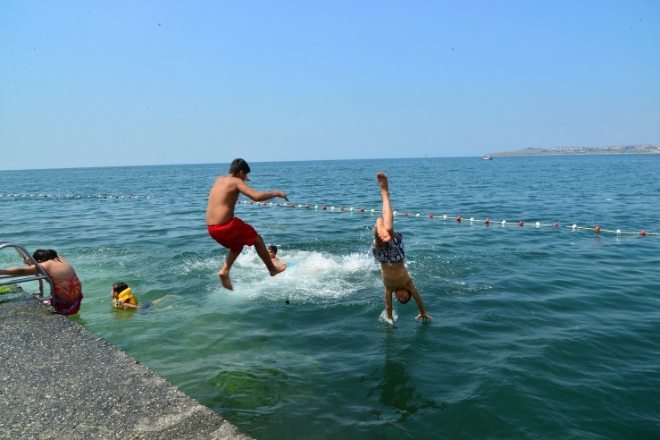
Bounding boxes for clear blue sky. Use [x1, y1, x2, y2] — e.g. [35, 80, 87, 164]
[1, 0, 659, 170]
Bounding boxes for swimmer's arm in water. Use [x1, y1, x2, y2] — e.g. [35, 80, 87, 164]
[119, 302, 138, 309]
[409, 285, 431, 321]
[114, 299, 139, 309]
[384, 287, 394, 324]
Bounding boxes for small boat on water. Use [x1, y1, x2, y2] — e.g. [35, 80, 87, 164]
[482, 155, 493, 160]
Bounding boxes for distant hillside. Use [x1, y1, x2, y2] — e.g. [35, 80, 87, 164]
[489, 144, 660, 157]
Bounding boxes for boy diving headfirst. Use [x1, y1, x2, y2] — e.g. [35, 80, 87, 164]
[206, 158, 288, 290]
[372, 172, 431, 324]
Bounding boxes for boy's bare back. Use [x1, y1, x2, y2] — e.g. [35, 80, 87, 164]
[206, 176, 242, 225]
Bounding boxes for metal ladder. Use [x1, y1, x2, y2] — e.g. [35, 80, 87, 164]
[0, 242, 53, 300]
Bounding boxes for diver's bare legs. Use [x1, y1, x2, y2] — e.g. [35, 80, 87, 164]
[219, 249, 241, 290]
[218, 237, 285, 291]
[376, 172, 394, 241]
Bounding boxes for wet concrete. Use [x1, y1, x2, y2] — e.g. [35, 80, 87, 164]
[0, 298, 251, 439]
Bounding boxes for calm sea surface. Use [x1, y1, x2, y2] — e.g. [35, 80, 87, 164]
[1, 156, 659, 439]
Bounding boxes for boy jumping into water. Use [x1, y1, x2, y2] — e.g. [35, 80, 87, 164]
[206, 158, 288, 290]
[372, 172, 431, 324]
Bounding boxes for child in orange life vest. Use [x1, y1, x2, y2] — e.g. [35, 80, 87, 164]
[111, 281, 138, 309]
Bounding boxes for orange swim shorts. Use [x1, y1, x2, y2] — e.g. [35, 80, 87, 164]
[207, 217, 258, 252]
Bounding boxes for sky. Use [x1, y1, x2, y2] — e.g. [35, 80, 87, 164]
[1, 0, 659, 170]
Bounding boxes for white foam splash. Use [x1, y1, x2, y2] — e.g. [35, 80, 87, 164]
[211, 248, 379, 303]
[378, 309, 398, 325]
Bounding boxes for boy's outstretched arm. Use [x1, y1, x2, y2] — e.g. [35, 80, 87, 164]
[236, 179, 288, 202]
[0, 266, 38, 276]
[384, 287, 394, 323]
[409, 284, 432, 321]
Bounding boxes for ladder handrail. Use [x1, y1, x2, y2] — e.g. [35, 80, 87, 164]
[0, 242, 53, 299]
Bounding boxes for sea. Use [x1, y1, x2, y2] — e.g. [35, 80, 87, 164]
[1, 156, 659, 439]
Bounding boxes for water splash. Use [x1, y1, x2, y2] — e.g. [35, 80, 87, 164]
[207, 249, 380, 304]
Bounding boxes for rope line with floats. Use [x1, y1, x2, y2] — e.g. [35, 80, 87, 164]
[239, 200, 656, 238]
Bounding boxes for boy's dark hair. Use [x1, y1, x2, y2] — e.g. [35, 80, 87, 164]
[229, 158, 250, 175]
[268, 245, 277, 255]
[397, 290, 412, 304]
[112, 281, 129, 293]
[32, 249, 59, 263]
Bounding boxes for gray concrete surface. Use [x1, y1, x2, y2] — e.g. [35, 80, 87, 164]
[0, 298, 251, 439]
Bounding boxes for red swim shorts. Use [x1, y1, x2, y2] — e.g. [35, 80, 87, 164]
[52, 299, 81, 316]
[207, 217, 258, 252]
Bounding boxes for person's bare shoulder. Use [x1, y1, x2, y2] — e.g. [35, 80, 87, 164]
[211, 176, 236, 193]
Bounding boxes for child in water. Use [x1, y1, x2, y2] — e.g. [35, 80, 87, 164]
[111, 281, 138, 309]
[372, 172, 431, 324]
[268, 245, 284, 268]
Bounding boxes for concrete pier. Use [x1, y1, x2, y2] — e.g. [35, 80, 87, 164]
[0, 298, 251, 439]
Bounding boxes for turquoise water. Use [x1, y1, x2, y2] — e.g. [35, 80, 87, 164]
[1, 156, 659, 439]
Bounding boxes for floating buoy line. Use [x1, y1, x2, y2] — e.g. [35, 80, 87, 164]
[0, 193, 152, 200]
[239, 200, 657, 238]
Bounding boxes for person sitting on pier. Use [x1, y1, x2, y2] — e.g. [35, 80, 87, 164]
[0, 249, 83, 315]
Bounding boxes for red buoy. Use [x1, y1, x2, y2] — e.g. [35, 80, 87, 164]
[594, 226, 601, 233]
[641, 229, 646, 236]
[456, 216, 462, 223]
[518, 221, 524, 227]
[484, 218, 490, 226]
[428, 213, 434, 219]
[553, 223, 559, 228]
[360, 208, 365, 213]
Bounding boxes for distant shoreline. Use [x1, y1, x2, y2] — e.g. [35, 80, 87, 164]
[488, 144, 660, 157]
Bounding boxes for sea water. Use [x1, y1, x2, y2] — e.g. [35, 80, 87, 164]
[1, 156, 659, 439]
